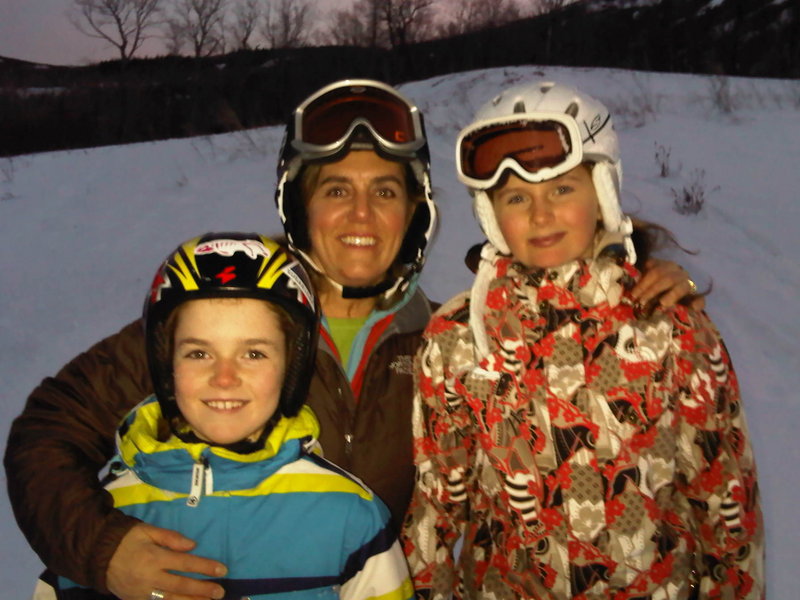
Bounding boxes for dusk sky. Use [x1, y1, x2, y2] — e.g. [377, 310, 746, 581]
[0, 0, 359, 66]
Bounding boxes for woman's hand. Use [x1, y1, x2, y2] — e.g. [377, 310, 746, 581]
[107, 523, 227, 600]
[633, 258, 705, 313]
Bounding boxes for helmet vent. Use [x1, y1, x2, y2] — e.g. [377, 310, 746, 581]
[565, 102, 579, 118]
[513, 100, 526, 114]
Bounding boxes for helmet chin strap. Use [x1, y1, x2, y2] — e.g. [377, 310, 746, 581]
[292, 245, 403, 301]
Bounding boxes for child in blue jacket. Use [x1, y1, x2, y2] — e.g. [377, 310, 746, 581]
[34, 232, 413, 600]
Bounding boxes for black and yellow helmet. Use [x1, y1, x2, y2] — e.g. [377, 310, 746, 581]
[143, 232, 319, 431]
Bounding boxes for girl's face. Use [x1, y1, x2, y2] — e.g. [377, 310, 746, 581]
[491, 164, 601, 269]
[173, 298, 286, 446]
[305, 150, 414, 290]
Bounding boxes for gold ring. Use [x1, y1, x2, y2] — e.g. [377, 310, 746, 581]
[150, 591, 166, 600]
[687, 279, 697, 295]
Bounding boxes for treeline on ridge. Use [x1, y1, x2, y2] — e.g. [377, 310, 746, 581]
[1, 0, 797, 157]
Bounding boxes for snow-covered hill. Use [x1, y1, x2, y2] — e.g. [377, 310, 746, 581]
[2, 65, 798, 598]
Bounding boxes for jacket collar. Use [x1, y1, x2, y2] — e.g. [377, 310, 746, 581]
[115, 398, 320, 493]
[469, 231, 638, 361]
[318, 278, 433, 374]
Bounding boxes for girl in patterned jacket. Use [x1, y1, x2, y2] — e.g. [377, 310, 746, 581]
[402, 82, 764, 600]
[34, 232, 413, 600]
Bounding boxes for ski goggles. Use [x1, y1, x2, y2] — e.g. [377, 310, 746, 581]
[290, 79, 427, 162]
[456, 112, 584, 190]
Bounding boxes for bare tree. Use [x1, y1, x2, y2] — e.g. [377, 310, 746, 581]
[262, 0, 315, 49]
[70, 0, 164, 61]
[323, 0, 385, 48]
[377, 0, 437, 48]
[529, 0, 571, 16]
[165, 0, 227, 57]
[321, 0, 436, 49]
[229, 0, 262, 50]
[324, 9, 370, 46]
[438, 0, 520, 36]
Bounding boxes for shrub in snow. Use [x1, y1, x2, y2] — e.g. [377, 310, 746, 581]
[671, 168, 718, 215]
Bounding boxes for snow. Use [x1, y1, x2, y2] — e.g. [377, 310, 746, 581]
[2, 65, 798, 598]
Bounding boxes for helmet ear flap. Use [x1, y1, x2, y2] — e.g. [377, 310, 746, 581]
[278, 319, 313, 417]
[473, 190, 510, 255]
[592, 161, 636, 264]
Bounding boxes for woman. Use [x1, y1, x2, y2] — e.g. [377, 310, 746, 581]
[5, 80, 698, 600]
[402, 81, 764, 599]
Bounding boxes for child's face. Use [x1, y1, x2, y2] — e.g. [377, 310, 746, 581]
[172, 298, 287, 446]
[491, 164, 601, 269]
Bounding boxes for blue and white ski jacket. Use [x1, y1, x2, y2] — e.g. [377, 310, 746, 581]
[36, 397, 413, 600]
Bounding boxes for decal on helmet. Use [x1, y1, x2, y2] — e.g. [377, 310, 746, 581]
[196, 237, 276, 260]
[216, 265, 237, 285]
[282, 260, 315, 312]
[148, 270, 170, 305]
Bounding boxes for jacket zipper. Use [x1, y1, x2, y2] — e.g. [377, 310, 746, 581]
[339, 384, 354, 458]
[187, 456, 210, 507]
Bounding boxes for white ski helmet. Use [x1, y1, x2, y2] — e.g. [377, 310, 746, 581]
[457, 81, 635, 263]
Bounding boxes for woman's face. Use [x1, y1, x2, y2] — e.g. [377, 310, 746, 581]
[305, 151, 414, 290]
[173, 298, 286, 446]
[492, 165, 600, 269]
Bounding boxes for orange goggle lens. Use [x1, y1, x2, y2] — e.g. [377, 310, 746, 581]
[301, 87, 418, 147]
[459, 120, 575, 180]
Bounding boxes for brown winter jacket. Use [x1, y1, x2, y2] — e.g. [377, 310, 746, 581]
[4, 288, 435, 593]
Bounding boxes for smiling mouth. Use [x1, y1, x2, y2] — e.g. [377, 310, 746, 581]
[203, 400, 247, 411]
[339, 235, 377, 247]
[529, 232, 565, 248]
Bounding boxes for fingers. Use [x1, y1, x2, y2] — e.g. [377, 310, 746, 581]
[633, 258, 697, 310]
[107, 523, 226, 600]
[656, 277, 695, 309]
[140, 563, 226, 600]
[143, 588, 222, 600]
[165, 549, 227, 580]
[141, 523, 227, 579]
[140, 522, 196, 552]
[689, 294, 706, 311]
[158, 571, 226, 600]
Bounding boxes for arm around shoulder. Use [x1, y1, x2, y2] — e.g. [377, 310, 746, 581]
[4, 319, 151, 590]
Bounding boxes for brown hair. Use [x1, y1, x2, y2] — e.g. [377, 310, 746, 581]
[630, 218, 711, 300]
[629, 217, 694, 268]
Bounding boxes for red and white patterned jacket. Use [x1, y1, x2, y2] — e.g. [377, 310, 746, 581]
[403, 239, 764, 600]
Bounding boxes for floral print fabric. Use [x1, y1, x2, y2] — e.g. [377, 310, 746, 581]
[403, 247, 763, 600]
